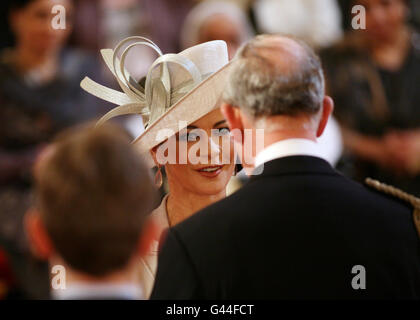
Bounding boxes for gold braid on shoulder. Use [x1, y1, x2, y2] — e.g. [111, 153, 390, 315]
[365, 178, 420, 238]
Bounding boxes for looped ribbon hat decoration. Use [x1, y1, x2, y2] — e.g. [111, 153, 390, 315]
[80, 36, 231, 152]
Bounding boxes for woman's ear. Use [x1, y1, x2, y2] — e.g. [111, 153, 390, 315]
[24, 209, 54, 260]
[221, 103, 246, 145]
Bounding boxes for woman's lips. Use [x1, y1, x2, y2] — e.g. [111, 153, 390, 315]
[196, 165, 224, 178]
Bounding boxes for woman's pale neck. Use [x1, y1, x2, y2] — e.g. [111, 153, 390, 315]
[166, 183, 226, 227]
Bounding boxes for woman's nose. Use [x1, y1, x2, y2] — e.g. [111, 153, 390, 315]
[198, 135, 221, 163]
[209, 136, 222, 163]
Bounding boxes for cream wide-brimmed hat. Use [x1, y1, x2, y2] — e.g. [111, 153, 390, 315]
[80, 36, 231, 152]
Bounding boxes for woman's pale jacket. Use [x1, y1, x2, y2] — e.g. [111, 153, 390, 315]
[139, 195, 169, 298]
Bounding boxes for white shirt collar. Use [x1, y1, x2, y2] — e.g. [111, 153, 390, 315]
[254, 138, 322, 168]
[52, 282, 144, 300]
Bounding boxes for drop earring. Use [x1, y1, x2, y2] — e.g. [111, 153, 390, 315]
[234, 156, 242, 176]
[155, 165, 163, 188]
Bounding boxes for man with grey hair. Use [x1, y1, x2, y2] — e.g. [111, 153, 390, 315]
[151, 35, 420, 299]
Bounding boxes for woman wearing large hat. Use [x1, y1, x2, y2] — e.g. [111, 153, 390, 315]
[81, 36, 235, 297]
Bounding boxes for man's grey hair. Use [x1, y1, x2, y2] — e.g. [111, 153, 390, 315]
[223, 34, 325, 119]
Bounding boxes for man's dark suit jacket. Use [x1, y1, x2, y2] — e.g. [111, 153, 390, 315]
[151, 156, 420, 299]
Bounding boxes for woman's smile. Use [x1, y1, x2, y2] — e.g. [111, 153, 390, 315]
[196, 165, 225, 178]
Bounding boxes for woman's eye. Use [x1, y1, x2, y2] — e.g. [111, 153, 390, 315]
[179, 132, 200, 142]
[214, 127, 230, 136]
[34, 10, 50, 20]
[188, 132, 200, 141]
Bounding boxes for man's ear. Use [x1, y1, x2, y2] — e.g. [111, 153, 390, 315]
[24, 209, 54, 260]
[316, 96, 334, 138]
[221, 103, 241, 130]
[221, 103, 245, 144]
[137, 218, 159, 257]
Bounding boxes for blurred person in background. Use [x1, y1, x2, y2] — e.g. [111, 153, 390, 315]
[68, 0, 102, 52]
[0, 0, 109, 299]
[253, 0, 343, 49]
[26, 124, 157, 300]
[141, 0, 196, 53]
[180, 0, 254, 59]
[322, 0, 420, 194]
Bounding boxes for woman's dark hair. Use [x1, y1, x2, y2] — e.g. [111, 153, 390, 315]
[9, 0, 36, 9]
[337, 0, 354, 31]
[0, 0, 37, 49]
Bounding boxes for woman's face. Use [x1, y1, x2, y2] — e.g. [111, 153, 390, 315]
[11, 0, 73, 54]
[156, 109, 235, 196]
[357, 0, 407, 42]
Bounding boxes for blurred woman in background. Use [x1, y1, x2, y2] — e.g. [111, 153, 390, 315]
[322, 0, 420, 194]
[0, 0, 108, 299]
